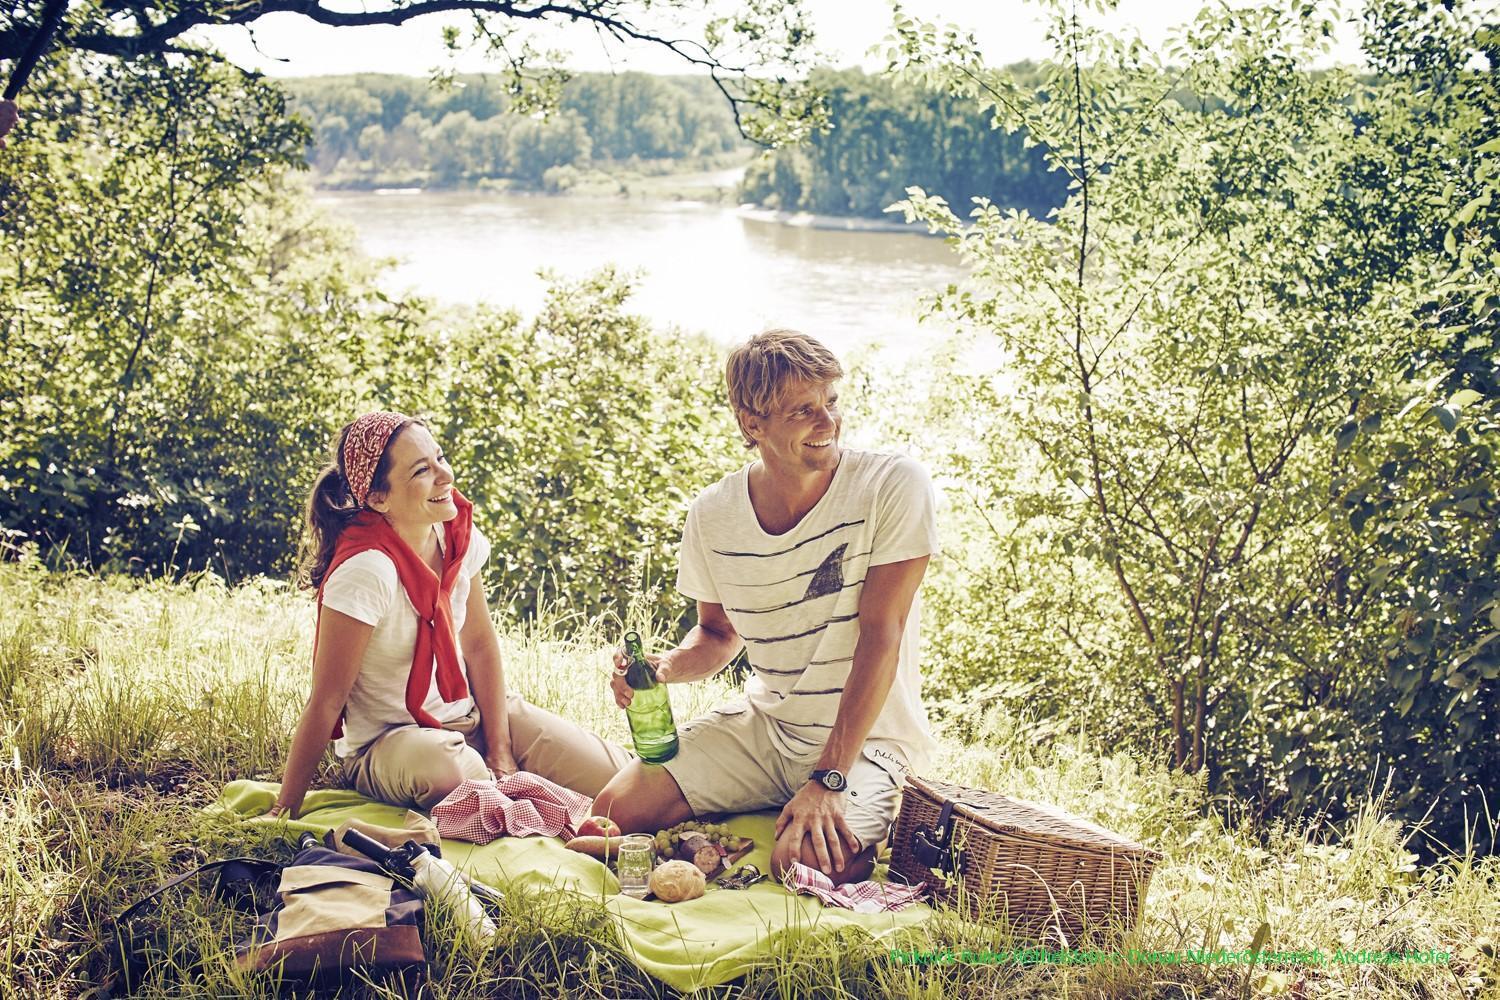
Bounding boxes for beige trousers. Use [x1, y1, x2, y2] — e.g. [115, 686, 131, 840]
[343, 695, 631, 810]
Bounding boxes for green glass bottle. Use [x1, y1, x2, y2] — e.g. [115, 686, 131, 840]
[621, 630, 678, 763]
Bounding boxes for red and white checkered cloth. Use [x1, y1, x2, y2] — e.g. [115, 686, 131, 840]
[782, 861, 928, 913]
[430, 773, 593, 844]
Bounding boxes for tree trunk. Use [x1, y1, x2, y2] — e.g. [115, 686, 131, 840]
[1170, 676, 1186, 768]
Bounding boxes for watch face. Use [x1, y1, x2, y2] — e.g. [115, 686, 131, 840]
[819, 770, 847, 791]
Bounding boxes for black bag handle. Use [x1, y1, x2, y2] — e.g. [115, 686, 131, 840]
[112, 857, 283, 994]
[116, 857, 282, 925]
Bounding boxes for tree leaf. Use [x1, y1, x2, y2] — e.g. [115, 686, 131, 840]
[1249, 920, 1271, 956]
[1455, 194, 1491, 224]
[1240, 920, 1273, 996]
[1396, 395, 1427, 419]
[1335, 419, 1359, 453]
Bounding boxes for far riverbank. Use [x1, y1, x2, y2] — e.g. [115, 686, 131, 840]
[311, 160, 936, 236]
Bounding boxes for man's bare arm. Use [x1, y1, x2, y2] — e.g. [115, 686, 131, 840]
[610, 600, 741, 706]
[816, 555, 930, 773]
[659, 601, 742, 681]
[772, 555, 930, 874]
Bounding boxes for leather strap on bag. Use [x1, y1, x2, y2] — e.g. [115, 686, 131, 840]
[111, 858, 282, 994]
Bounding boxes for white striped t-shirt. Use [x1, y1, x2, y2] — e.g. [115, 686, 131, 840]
[677, 450, 939, 771]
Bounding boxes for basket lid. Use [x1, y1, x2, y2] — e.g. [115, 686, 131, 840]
[908, 775, 1161, 861]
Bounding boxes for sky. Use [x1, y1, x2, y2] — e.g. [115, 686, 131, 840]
[194, 0, 1370, 78]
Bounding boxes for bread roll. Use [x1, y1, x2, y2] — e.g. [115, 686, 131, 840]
[648, 859, 706, 902]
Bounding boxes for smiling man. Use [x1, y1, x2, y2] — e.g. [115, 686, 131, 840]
[592, 329, 939, 884]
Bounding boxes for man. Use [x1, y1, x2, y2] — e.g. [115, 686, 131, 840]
[591, 329, 938, 885]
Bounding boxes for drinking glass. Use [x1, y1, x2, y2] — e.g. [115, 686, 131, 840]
[616, 834, 656, 899]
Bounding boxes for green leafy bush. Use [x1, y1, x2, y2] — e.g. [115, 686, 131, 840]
[0, 57, 405, 578]
[893, 0, 1497, 850]
[423, 271, 744, 622]
[1336, 15, 1500, 837]
[0, 61, 744, 628]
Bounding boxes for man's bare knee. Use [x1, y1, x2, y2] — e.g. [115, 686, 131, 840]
[590, 763, 692, 833]
[772, 838, 878, 885]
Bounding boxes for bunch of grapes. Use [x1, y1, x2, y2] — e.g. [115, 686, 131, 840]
[652, 820, 733, 854]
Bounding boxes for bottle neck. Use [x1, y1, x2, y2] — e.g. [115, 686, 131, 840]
[626, 658, 657, 690]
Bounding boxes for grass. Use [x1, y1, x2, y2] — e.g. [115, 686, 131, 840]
[0, 554, 1495, 999]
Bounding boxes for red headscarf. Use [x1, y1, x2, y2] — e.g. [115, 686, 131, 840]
[342, 410, 408, 507]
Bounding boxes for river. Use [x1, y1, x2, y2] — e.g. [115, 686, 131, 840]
[313, 189, 970, 362]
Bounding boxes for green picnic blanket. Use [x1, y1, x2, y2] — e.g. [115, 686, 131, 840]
[213, 780, 935, 992]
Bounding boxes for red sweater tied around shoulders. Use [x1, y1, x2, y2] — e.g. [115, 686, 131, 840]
[315, 490, 475, 740]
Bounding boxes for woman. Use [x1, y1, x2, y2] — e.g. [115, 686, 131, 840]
[269, 411, 630, 817]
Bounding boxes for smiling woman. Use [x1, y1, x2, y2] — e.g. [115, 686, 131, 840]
[267, 411, 633, 818]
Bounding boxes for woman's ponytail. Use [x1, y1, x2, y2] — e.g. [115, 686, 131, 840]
[297, 417, 412, 590]
[298, 458, 360, 590]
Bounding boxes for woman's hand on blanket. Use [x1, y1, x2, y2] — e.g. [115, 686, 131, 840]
[485, 747, 520, 778]
[773, 783, 858, 876]
[610, 649, 672, 708]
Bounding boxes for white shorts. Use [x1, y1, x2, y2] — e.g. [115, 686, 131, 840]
[661, 698, 912, 850]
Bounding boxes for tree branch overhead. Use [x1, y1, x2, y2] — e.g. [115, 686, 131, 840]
[0, 0, 826, 144]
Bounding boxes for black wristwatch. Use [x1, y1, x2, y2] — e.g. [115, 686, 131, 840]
[809, 768, 847, 792]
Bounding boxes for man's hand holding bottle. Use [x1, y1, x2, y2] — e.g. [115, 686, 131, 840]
[611, 631, 680, 763]
[610, 647, 673, 708]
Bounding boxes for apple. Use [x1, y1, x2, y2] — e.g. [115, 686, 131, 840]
[577, 815, 622, 838]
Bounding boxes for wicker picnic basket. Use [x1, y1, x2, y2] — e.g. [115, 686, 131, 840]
[889, 775, 1160, 941]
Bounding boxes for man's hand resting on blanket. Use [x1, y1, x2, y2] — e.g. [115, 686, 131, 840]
[773, 782, 858, 877]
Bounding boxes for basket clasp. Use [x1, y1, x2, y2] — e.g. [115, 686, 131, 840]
[912, 799, 960, 876]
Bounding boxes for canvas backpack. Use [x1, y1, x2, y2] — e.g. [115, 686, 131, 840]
[112, 835, 426, 993]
